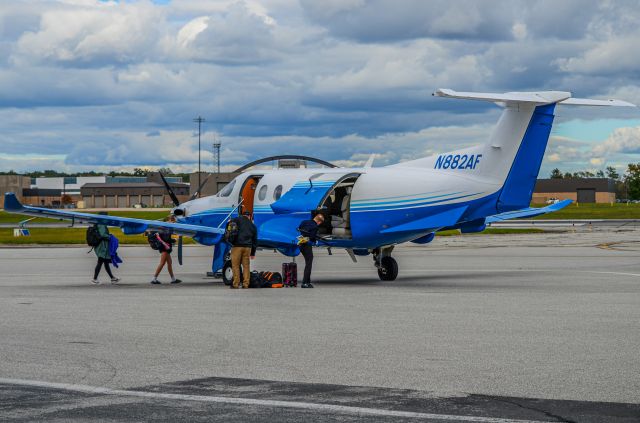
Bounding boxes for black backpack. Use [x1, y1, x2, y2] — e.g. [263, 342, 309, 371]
[259, 271, 282, 287]
[147, 232, 162, 250]
[224, 219, 239, 244]
[86, 225, 102, 247]
[249, 271, 262, 288]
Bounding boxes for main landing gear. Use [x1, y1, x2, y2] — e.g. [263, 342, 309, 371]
[373, 246, 398, 281]
[221, 253, 242, 286]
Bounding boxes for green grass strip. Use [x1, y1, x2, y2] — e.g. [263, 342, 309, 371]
[0, 210, 170, 224]
[0, 228, 195, 245]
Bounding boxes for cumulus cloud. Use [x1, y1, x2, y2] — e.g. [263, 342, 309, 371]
[11, 1, 165, 67]
[167, 2, 282, 65]
[593, 126, 640, 156]
[0, 0, 638, 173]
[300, 0, 517, 42]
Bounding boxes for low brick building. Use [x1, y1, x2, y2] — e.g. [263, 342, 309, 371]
[80, 182, 189, 208]
[533, 178, 616, 204]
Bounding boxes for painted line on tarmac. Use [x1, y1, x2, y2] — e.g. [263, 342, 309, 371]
[0, 378, 550, 423]
[312, 269, 640, 278]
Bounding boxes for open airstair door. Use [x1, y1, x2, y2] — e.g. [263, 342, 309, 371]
[238, 175, 262, 218]
[318, 174, 360, 239]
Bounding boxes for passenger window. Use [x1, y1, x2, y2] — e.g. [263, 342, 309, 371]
[217, 179, 236, 197]
[273, 185, 283, 201]
[258, 185, 268, 201]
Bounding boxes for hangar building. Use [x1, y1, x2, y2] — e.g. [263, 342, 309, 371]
[532, 178, 616, 203]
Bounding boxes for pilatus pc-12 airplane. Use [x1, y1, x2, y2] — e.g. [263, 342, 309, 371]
[4, 89, 635, 282]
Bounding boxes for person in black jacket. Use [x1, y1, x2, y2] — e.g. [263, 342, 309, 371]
[230, 211, 258, 289]
[150, 229, 182, 285]
[298, 213, 325, 288]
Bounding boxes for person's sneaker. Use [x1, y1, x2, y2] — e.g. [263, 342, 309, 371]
[110, 277, 120, 284]
[91, 279, 100, 285]
[301, 283, 314, 288]
[150, 279, 161, 285]
[242, 285, 249, 289]
[171, 279, 182, 284]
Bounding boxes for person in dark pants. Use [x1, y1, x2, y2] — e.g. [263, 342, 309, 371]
[298, 213, 325, 288]
[92, 216, 119, 285]
[229, 211, 258, 289]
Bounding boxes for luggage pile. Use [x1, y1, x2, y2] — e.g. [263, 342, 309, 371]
[249, 271, 284, 288]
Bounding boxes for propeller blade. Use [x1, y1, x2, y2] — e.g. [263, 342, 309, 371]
[159, 171, 181, 207]
[177, 235, 183, 266]
[189, 173, 212, 201]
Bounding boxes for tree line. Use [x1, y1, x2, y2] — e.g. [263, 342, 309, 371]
[0, 168, 191, 182]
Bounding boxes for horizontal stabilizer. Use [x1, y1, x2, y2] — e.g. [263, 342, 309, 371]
[434, 88, 570, 105]
[434, 89, 636, 107]
[559, 97, 636, 107]
[485, 199, 572, 223]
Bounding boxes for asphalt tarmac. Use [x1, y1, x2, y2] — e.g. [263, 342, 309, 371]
[1, 227, 639, 422]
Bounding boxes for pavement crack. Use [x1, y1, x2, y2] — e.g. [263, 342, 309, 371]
[492, 398, 578, 423]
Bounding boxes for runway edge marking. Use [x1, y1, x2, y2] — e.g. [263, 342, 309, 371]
[0, 378, 551, 423]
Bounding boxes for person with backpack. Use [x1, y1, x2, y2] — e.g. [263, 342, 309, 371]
[149, 229, 181, 285]
[297, 213, 325, 288]
[89, 213, 120, 285]
[227, 211, 258, 289]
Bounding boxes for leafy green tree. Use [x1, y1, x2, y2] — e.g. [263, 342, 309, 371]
[133, 168, 149, 176]
[606, 166, 620, 180]
[596, 170, 605, 178]
[625, 163, 640, 200]
[550, 168, 563, 179]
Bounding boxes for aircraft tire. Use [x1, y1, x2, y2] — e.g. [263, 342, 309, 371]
[222, 260, 242, 286]
[377, 256, 398, 281]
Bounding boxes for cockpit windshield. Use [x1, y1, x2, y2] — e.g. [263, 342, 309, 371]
[217, 179, 236, 197]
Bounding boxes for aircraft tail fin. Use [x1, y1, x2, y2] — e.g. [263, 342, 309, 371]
[396, 89, 634, 213]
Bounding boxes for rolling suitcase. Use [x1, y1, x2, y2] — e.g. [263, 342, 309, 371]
[282, 262, 298, 287]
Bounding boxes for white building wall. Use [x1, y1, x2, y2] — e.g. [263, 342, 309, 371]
[35, 177, 64, 189]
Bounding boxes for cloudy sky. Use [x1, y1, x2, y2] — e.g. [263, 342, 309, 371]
[1, 0, 639, 176]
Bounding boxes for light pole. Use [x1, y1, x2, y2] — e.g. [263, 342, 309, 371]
[193, 116, 205, 197]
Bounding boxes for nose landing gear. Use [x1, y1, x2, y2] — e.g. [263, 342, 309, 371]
[373, 246, 398, 281]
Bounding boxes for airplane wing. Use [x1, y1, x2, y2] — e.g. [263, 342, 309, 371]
[485, 199, 572, 223]
[3, 192, 224, 245]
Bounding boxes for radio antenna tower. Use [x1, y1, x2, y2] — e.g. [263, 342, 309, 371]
[213, 138, 221, 174]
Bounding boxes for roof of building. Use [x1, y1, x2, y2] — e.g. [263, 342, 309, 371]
[82, 181, 188, 188]
[534, 178, 616, 193]
[23, 188, 63, 196]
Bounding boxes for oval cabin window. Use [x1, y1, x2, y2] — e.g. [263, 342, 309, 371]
[273, 185, 283, 201]
[258, 184, 268, 201]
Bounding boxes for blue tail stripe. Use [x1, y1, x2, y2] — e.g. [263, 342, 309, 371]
[497, 104, 556, 213]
